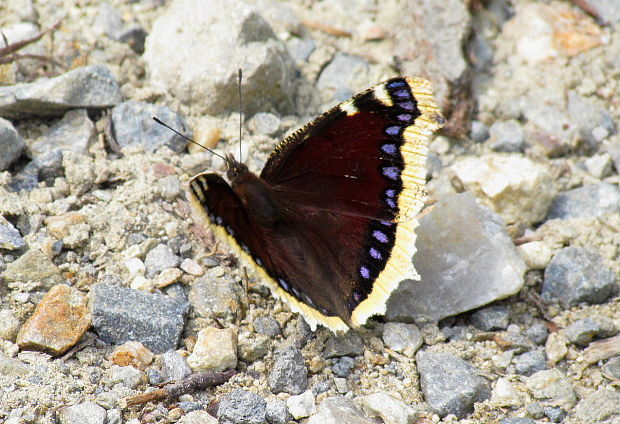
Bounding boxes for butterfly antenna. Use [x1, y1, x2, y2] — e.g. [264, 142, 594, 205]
[237, 68, 243, 163]
[152, 117, 227, 161]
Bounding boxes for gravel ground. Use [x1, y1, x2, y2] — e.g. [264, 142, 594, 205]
[1, 0, 620, 423]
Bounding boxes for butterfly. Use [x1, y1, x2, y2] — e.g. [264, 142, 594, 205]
[188, 77, 444, 332]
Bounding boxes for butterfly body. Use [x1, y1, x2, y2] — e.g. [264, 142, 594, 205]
[189, 77, 444, 332]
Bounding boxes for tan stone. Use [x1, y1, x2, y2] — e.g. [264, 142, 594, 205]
[17, 284, 91, 356]
[109, 341, 154, 370]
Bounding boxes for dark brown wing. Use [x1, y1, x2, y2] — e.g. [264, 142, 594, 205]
[189, 77, 444, 332]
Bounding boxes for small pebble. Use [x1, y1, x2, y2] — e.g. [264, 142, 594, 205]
[470, 305, 510, 331]
[187, 327, 237, 372]
[514, 350, 548, 376]
[268, 347, 308, 395]
[286, 390, 316, 419]
[564, 316, 617, 346]
[253, 316, 282, 337]
[109, 341, 154, 370]
[180, 258, 204, 276]
[382, 322, 423, 357]
[323, 331, 364, 358]
[265, 399, 291, 424]
[58, 402, 107, 424]
[162, 350, 193, 382]
[217, 390, 266, 424]
[332, 356, 355, 378]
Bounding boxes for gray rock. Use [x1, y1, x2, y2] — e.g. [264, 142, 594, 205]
[499, 419, 536, 424]
[93, 3, 147, 53]
[0, 118, 25, 171]
[574, 387, 620, 423]
[525, 369, 576, 409]
[58, 402, 106, 424]
[382, 322, 423, 357]
[323, 331, 364, 358]
[248, 112, 281, 136]
[526, 322, 549, 345]
[143, 0, 295, 116]
[287, 37, 316, 63]
[416, 350, 491, 418]
[0, 65, 122, 118]
[253, 316, 282, 337]
[547, 182, 620, 219]
[144, 244, 181, 278]
[500, 329, 535, 354]
[542, 246, 617, 308]
[146, 368, 165, 385]
[28, 109, 95, 160]
[568, 91, 616, 147]
[2, 248, 63, 288]
[575, 0, 620, 25]
[470, 305, 510, 331]
[307, 396, 376, 424]
[217, 389, 266, 424]
[514, 350, 548, 376]
[0, 353, 30, 377]
[108, 365, 142, 389]
[564, 316, 617, 346]
[0, 218, 25, 250]
[112, 100, 189, 153]
[332, 356, 355, 378]
[161, 350, 192, 382]
[188, 269, 242, 325]
[90, 284, 189, 354]
[488, 120, 526, 152]
[238, 331, 270, 362]
[602, 356, 620, 380]
[358, 392, 419, 424]
[543, 406, 567, 423]
[268, 347, 308, 395]
[316, 53, 369, 103]
[265, 399, 291, 424]
[470, 120, 489, 143]
[386, 193, 525, 322]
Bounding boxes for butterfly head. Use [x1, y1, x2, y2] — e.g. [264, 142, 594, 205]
[225, 153, 249, 184]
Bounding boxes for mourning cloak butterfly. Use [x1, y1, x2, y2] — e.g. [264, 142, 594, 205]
[188, 77, 444, 332]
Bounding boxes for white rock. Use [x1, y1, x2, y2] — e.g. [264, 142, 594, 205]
[143, 0, 295, 116]
[517, 241, 554, 270]
[180, 258, 204, 276]
[358, 392, 419, 424]
[449, 153, 554, 225]
[124, 257, 145, 277]
[187, 327, 237, 372]
[491, 378, 520, 407]
[286, 390, 316, 419]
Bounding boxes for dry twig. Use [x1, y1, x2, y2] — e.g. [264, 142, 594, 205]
[125, 369, 236, 406]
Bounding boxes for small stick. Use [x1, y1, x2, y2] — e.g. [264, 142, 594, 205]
[125, 369, 236, 406]
[302, 20, 352, 37]
[0, 20, 63, 66]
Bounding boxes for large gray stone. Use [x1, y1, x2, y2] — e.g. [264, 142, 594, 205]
[542, 246, 617, 308]
[143, 0, 295, 116]
[0, 118, 25, 171]
[217, 390, 266, 424]
[90, 284, 189, 354]
[416, 350, 491, 418]
[0, 65, 122, 118]
[111, 101, 189, 153]
[386, 192, 525, 323]
[547, 182, 620, 220]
